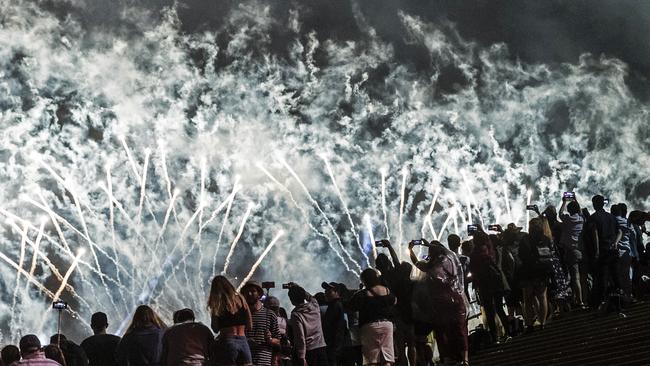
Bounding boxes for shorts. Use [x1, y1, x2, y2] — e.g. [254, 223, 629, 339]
[360, 321, 394, 365]
[214, 335, 252, 366]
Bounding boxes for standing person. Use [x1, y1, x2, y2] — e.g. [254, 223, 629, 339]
[321, 282, 349, 366]
[375, 240, 415, 366]
[161, 308, 214, 366]
[586, 195, 622, 310]
[207, 276, 253, 366]
[116, 305, 167, 366]
[13, 335, 61, 365]
[559, 197, 586, 308]
[43, 345, 66, 366]
[612, 204, 636, 300]
[287, 283, 328, 366]
[49, 335, 87, 366]
[2, 345, 21, 366]
[241, 281, 280, 366]
[81, 312, 121, 366]
[265, 297, 291, 366]
[347, 268, 396, 366]
[409, 240, 468, 366]
[470, 232, 509, 343]
[518, 218, 554, 332]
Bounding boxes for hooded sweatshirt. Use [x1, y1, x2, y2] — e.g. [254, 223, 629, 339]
[290, 296, 327, 358]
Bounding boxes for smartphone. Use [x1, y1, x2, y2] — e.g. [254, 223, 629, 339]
[467, 224, 478, 236]
[411, 239, 423, 245]
[282, 283, 292, 289]
[604, 198, 610, 206]
[374, 240, 385, 248]
[526, 204, 538, 211]
[563, 191, 575, 200]
[52, 300, 68, 310]
[261, 281, 275, 289]
[487, 224, 501, 232]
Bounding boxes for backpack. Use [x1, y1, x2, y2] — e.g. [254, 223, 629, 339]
[533, 239, 554, 270]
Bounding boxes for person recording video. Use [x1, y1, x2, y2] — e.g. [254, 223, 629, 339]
[408, 239, 468, 366]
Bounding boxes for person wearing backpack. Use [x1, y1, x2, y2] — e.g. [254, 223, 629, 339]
[518, 217, 554, 333]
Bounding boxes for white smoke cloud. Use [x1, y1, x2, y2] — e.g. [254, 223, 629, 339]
[0, 0, 648, 342]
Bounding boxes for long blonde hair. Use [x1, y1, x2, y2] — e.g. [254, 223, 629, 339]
[528, 217, 553, 243]
[207, 275, 246, 316]
[125, 305, 167, 334]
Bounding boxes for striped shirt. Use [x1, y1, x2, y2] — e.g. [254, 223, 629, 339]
[247, 305, 279, 366]
[12, 350, 61, 365]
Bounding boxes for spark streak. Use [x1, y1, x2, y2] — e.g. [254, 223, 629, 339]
[322, 156, 368, 266]
[53, 249, 86, 301]
[223, 203, 254, 275]
[258, 164, 357, 276]
[398, 166, 408, 259]
[365, 215, 377, 261]
[421, 186, 440, 238]
[279, 159, 362, 272]
[380, 168, 390, 239]
[237, 231, 284, 291]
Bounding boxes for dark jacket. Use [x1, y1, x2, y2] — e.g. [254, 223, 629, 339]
[116, 326, 165, 366]
[81, 334, 121, 366]
[161, 321, 214, 366]
[321, 299, 347, 352]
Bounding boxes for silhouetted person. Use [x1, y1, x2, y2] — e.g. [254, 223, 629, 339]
[1, 345, 20, 366]
[321, 282, 349, 366]
[347, 268, 397, 366]
[49, 335, 87, 366]
[409, 239, 468, 366]
[559, 197, 585, 307]
[586, 195, 622, 309]
[116, 305, 167, 366]
[161, 308, 214, 365]
[288, 283, 328, 366]
[81, 312, 121, 366]
[15, 334, 60, 365]
[44, 345, 66, 366]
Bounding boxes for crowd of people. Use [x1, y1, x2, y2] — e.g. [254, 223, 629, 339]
[1, 194, 649, 366]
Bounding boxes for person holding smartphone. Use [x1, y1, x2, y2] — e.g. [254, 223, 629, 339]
[408, 239, 468, 366]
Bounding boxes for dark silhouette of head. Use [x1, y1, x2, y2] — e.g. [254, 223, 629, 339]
[543, 206, 558, 222]
[360, 268, 381, 288]
[19, 334, 41, 357]
[592, 195, 605, 210]
[375, 253, 392, 274]
[619, 203, 628, 217]
[173, 308, 195, 323]
[43, 345, 66, 366]
[567, 201, 581, 215]
[90, 312, 109, 334]
[611, 204, 622, 217]
[1, 345, 20, 366]
[288, 285, 308, 306]
[49, 334, 66, 346]
[447, 234, 461, 253]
